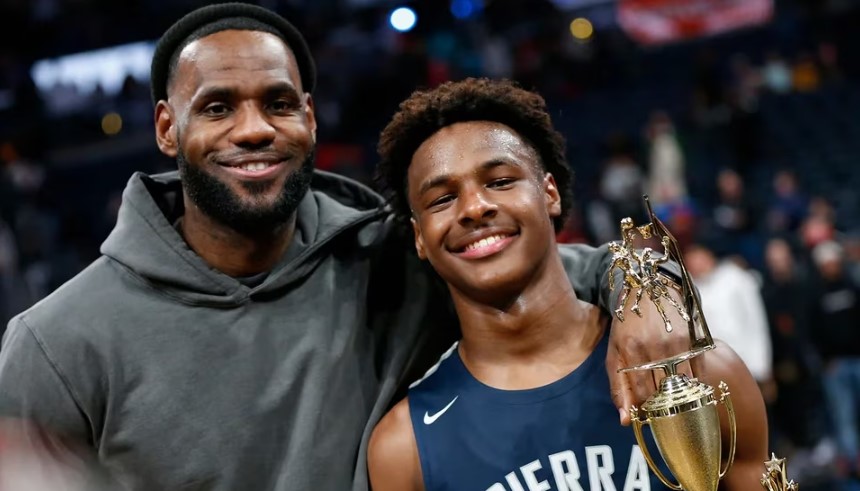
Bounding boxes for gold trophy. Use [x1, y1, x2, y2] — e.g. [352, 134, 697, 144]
[609, 196, 798, 490]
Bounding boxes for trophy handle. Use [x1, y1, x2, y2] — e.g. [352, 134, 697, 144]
[717, 381, 738, 479]
[630, 406, 683, 491]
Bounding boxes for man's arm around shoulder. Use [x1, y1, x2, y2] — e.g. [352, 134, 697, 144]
[368, 398, 424, 491]
[697, 340, 769, 490]
[557, 242, 613, 307]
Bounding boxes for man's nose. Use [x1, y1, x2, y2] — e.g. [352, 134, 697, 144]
[457, 188, 498, 226]
[230, 104, 276, 147]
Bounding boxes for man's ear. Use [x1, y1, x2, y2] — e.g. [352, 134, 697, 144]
[543, 173, 562, 218]
[154, 100, 178, 158]
[411, 217, 427, 260]
[304, 93, 317, 144]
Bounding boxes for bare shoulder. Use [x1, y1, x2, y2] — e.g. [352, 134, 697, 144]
[368, 398, 424, 491]
[698, 340, 764, 400]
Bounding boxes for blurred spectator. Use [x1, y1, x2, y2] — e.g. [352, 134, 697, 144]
[808, 196, 837, 223]
[645, 111, 687, 207]
[584, 199, 616, 245]
[643, 111, 699, 248]
[3, 143, 45, 197]
[800, 209, 836, 250]
[761, 237, 829, 451]
[730, 54, 762, 109]
[809, 240, 860, 479]
[767, 169, 809, 233]
[792, 51, 822, 92]
[800, 219, 836, 253]
[598, 133, 645, 225]
[685, 242, 774, 388]
[762, 51, 793, 94]
[708, 168, 758, 261]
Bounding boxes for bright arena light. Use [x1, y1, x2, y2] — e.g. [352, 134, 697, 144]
[389, 7, 417, 32]
[570, 17, 594, 40]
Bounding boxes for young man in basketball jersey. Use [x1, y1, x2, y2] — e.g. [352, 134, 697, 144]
[369, 78, 768, 491]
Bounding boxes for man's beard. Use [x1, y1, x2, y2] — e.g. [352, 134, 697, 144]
[177, 148, 315, 235]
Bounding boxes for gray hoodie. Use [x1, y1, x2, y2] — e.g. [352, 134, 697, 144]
[0, 170, 619, 490]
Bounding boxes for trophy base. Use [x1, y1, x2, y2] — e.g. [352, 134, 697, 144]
[618, 345, 714, 374]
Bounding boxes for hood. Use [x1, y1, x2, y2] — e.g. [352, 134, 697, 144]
[100, 170, 387, 306]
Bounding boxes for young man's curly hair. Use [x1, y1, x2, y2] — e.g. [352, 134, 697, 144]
[375, 77, 573, 232]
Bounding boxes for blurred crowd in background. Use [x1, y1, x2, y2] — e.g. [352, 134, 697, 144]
[0, 0, 858, 489]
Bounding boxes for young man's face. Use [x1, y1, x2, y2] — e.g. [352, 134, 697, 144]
[407, 120, 561, 302]
[155, 29, 317, 232]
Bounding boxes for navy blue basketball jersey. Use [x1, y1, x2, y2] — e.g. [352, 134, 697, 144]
[407, 332, 671, 491]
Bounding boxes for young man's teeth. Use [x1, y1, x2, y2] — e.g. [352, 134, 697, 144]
[465, 234, 506, 252]
[240, 162, 271, 171]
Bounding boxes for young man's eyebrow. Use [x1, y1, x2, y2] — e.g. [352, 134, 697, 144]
[417, 158, 523, 196]
[479, 159, 519, 172]
[418, 174, 453, 197]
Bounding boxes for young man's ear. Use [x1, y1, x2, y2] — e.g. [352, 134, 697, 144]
[154, 101, 178, 158]
[543, 173, 562, 218]
[411, 217, 427, 260]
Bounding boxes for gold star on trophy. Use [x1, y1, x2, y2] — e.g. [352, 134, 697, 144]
[760, 453, 799, 491]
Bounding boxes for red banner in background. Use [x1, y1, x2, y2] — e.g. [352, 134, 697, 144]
[618, 0, 774, 46]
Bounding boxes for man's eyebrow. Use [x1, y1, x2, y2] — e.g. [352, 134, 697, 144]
[262, 82, 302, 100]
[192, 82, 302, 104]
[192, 86, 236, 104]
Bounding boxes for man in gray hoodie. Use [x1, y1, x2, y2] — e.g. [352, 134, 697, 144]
[0, 3, 690, 490]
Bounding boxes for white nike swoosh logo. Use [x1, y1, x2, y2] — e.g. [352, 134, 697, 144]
[423, 396, 459, 425]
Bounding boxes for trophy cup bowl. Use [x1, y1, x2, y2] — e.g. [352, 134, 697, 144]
[626, 354, 736, 491]
[631, 354, 737, 491]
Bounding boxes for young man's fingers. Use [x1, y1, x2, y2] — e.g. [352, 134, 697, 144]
[606, 345, 634, 426]
[625, 351, 660, 408]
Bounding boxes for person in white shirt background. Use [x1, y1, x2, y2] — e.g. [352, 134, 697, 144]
[684, 240, 774, 399]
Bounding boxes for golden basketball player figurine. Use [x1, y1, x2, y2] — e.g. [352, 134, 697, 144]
[607, 240, 642, 321]
[608, 219, 690, 332]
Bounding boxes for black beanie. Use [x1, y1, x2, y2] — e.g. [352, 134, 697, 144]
[150, 2, 316, 104]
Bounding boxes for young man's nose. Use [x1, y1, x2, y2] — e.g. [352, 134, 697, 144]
[457, 189, 498, 226]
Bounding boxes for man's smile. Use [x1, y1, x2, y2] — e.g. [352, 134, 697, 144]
[216, 153, 292, 180]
